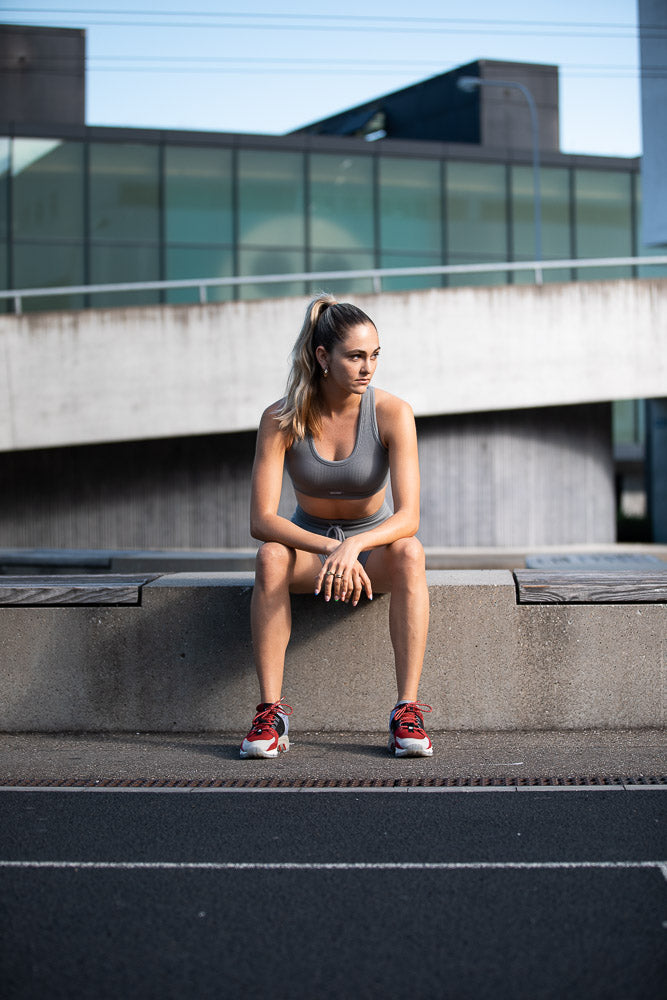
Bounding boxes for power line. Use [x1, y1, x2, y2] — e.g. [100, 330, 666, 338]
[0, 8, 645, 29]
[1, 9, 660, 39]
[1, 52, 659, 80]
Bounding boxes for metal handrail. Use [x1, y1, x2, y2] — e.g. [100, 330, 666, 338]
[2, 256, 667, 315]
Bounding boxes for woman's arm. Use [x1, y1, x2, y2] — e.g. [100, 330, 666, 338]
[250, 404, 340, 556]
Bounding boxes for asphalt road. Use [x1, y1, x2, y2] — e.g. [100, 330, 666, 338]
[1, 787, 666, 999]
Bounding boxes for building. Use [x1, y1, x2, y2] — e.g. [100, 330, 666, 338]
[0, 25, 664, 548]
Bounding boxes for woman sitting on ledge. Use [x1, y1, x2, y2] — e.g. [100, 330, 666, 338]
[241, 294, 432, 758]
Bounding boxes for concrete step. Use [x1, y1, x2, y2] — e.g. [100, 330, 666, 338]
[0, 571, 664, 733]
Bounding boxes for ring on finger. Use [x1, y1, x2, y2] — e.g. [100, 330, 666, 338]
[335, 573, 343, 578]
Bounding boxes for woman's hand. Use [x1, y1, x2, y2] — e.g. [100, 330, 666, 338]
[315, 538, 373, 606]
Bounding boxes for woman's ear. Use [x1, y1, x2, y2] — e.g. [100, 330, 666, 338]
[315, 345, 329, 370]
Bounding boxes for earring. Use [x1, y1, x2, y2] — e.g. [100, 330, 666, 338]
[322, 367, 329, 378]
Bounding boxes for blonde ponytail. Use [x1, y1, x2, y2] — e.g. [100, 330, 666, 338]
[276, 294, 377, 444]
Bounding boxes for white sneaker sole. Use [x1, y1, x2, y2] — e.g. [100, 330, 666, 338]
[388, 736, 433, 757]
[240, 735, 290, 759]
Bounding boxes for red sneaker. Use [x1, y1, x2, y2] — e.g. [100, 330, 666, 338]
[240, 700, 292, 759]
[388, 701, 433, 757]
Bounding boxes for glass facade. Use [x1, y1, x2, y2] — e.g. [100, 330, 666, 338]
[11, 138, 86, 309]
[379, 157, 442, 291]
[165, 145, 234, 303]
[0, 132, 647, 312]
[446, 161, 508, 286]
[574, 169, 633, 280]
[511, 165, 572, 284]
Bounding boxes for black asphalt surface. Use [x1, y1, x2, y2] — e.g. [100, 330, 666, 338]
[1, 788, 666, 999]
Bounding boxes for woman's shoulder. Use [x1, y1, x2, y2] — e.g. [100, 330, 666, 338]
[260, 397, 285, 427]
[257, 399, 290, 444]
[372, 387, 415, 447]
[373, 387, 414, 420]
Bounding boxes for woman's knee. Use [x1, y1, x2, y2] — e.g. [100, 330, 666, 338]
[386, 536, 426, 578]
[254, 542, 294, 586]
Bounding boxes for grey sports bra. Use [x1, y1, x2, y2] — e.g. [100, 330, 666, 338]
[284, 387, 389, 500]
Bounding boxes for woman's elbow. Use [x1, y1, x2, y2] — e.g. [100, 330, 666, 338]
[250, 521, 268, 542]
[249, 512, 268, 541]
[396, 509, 419, 537]
[407, 516, 420, 537]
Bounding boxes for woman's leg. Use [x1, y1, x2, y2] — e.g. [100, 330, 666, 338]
[364, 537, 429, 701]
[250, 542, 322, 703]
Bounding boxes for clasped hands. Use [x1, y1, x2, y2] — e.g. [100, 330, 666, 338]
[314, 537, 373, 606]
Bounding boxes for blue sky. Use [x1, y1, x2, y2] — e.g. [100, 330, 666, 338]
[2, 0, 643, 156]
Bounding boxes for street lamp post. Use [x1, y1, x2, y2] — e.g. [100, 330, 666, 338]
[457, 75, 543, 285]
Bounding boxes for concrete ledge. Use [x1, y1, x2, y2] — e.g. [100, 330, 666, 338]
[0, 570, 664, 733]
[2, 544, 666, 575]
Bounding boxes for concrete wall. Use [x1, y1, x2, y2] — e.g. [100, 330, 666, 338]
[1, 278, 666, 452]
[0, 403, 614, 549]
[0, 573, 664, 733]
[0, 25, 85, 127]
[416, 405, 614, 546]
[479, 60, 559, 153]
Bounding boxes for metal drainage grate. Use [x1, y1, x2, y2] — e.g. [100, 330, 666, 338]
[0, 775, 666, 789]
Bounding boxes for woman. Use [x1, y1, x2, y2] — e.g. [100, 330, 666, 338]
[241, 294, 432, 758]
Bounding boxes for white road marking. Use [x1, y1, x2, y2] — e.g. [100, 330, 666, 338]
[1, 860, 665, 874]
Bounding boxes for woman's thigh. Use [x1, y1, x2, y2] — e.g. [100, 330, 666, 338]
[363, 537, 426, 593]
[288, 548, 325, 594]
[255, 542, 323, 595]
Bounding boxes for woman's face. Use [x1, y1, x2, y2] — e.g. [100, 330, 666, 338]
[318, 323, 380, 395]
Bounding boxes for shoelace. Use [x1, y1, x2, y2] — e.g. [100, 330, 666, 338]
[250, 698, 293, 735]
[392, 701, 432, 732]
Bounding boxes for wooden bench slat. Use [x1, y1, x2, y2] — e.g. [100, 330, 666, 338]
[0, 575, 160, 606]
[514, 569, 667, 604]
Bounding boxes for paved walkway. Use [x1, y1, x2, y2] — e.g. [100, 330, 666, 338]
[1, 729, 665, 785]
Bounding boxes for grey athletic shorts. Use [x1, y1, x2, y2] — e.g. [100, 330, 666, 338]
[291, 501, 392, 567]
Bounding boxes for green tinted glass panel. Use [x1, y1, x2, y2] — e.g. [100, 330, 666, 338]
[613, 399, 645, 448]
[166, 246, 234, 303]
[165, 146, 233, 245]
[379, 157, 441, 254]
[310, 154, 374, 251]
[635, 173, 667, 278]
[446, 161, 507, 259]
[380, 251, 443, 291]
[238, 150, 304, 248]
[574, 169, 632, 279]
[511, 165, 572, 283]
[309, 249, 374, 295]
[238, 248, 306, 299]
[12, 138, 84, 240]
[13, 241, 85, 310]
[0, 137, 9, 238]
[446, 161, 508, 285]
[90, 143, 159, 242]
[89, 244, 160, 307]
